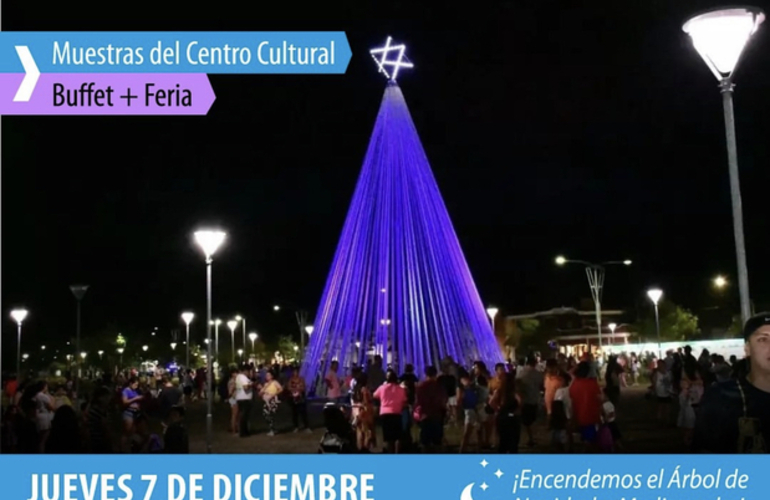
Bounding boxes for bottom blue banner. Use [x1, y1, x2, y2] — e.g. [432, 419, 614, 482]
[2, 455, 766, 500]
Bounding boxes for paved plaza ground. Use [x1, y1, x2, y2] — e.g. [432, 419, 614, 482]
[183, 386, 685, 454]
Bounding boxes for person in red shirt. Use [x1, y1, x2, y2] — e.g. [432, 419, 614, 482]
[569, 361, 602, 449]
[5, 377, 18, 403]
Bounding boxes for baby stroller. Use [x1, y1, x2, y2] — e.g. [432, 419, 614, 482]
[318, 402, 357, 454]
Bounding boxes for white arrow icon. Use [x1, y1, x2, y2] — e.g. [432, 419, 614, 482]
[14, 46, 41, 102]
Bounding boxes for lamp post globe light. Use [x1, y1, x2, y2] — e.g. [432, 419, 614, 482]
[647, 288, 664, 359]
[249, 332, 257, 354]
[227, 320, 238, 362]
[608, 323, 617, 346]
[10, 309, 28, 380]
[714, 275, 728, 289]
[193, 228, 226, 454]
[486, 306, 499, 330]
[305, 325, 314, 336]
[683, 7, 764, 326]
[555, 256, 632, 350]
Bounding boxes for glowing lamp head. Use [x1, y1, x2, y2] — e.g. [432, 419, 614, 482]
[486, 307, 499, 320]
[170, 343, 177, 350]
[98, 350, 104, 355]
[683, 7, 765, 80]
[80, 352, 87, 359]
[608, 323, 617, 332]
[305, 325, 314, 336]
[142, 345, 148, 352]
[714, 275, 728, 288]
[555, 256, 567, 266]
[647, 288, 663, 305]
[10, 309, 28, 324]
[181, 312, 194, 325]
[238, 349, 243, 355]
[194, 230, 226, 259]
[249, 332, 257, 341]
[370, 36, 414, 81]
[117, 348, 124, 354]
[623, 260, 632, 266]
[227, 320, 238, 331]
[235, 315, 243, 321]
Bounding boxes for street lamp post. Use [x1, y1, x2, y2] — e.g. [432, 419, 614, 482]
[555, 256, 632, 350]
[235, 315, 246, 353]
[249, 332, 257, 355]
[274, 304, 310, 354]
[227, 320, 238, 362]
[486, 307, 499, 331]
[10, 309, 28, 380]
[181, 312, 194, 368]
[212, 319, 222, 360]
[647, 289, 663, 359]
[70, 284, 89, 392]
[683, 7, 764, 325]
[608, 323, 617, 346]
[194, 229, 226, 454]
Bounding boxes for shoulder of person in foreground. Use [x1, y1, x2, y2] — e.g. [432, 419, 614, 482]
[692, 378, 742, 453]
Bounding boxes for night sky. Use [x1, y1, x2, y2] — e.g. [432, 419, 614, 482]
[3, 1, 769, 351]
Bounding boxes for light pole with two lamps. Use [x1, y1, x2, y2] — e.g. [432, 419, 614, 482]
[274, 304, 311, 353]
[683, 6, 764, 325]
[555, 256, 632, 350]
[194, 229, 226, 454]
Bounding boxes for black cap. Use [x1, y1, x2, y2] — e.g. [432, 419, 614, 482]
[743, 313, 770, 340]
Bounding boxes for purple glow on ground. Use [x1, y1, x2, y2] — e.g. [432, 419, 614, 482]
[301, 81, 503, 388]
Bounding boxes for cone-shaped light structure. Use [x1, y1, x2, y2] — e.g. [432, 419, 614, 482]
[301, 70, 502, 387]
[683, 7, 765, 80]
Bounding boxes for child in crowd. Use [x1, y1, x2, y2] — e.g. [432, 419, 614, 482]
[600, 394, 622, 452]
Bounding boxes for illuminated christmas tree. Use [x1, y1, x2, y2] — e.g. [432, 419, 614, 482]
[302, 37, 502, 386]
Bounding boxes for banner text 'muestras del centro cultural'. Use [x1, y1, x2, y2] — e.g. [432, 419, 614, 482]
[0, 32, 352, 115]
[1, 455, 769, 500]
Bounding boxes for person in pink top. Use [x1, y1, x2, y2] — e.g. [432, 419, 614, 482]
[374, 369, 407, 453]
[325, 361, 342, 402]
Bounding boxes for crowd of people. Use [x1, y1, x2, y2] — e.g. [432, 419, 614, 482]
[1, 371, 189, 453]
[1, 312, 768, 454]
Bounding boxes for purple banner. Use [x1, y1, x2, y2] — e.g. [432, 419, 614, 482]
[0, 73, 215, 115]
